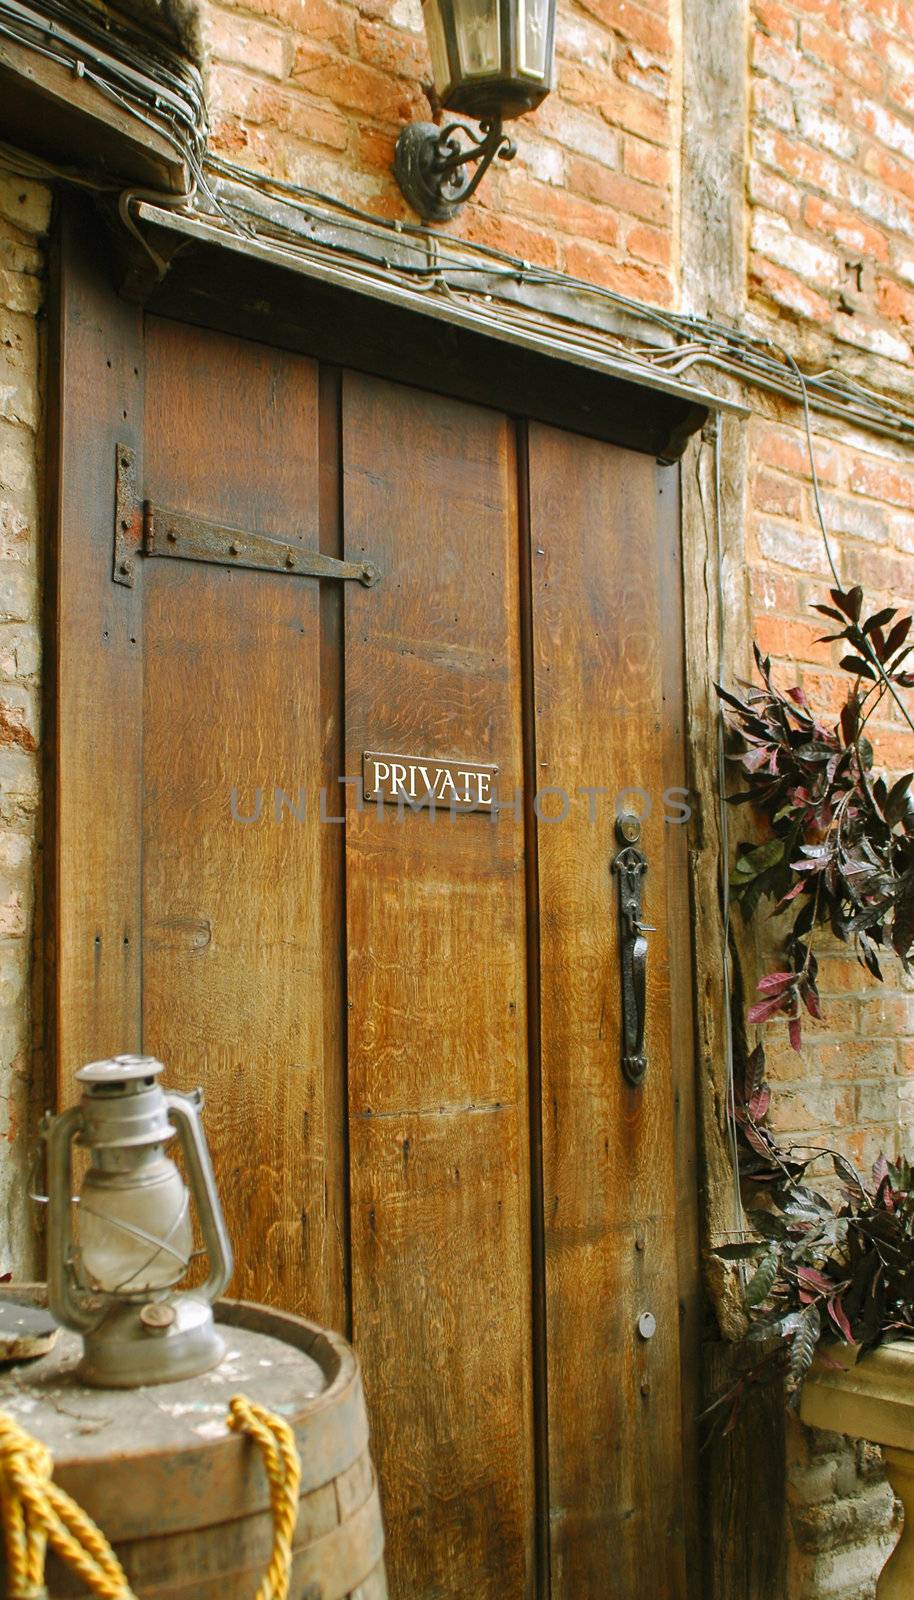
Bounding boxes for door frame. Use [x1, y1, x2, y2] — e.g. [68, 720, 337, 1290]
[43, 190, 712, 1598]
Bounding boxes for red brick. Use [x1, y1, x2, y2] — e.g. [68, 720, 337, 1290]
[841, 546, 913, 598]
[622, 134, 670, 186]
[749, 564, 807, 615]
[797, 667, 856, 717]
[876, 273, 914, 332]
[749, 162, 802, 222]
[756, 422, 843, 486]
[355, 18, 428, 79]
[753, 0, 796, 41]
[599, 82, 671, 144]
[752, 469, 805, 519]
[752, 76, 796, 132]
[566, 154, 670, 222]
[799, 22, 886, 94]
[206, 7, 291, 77]
[753, 514, 828, 571]
[790, 0, 842, 22]
[753, 128, 844, 197]
[750, 254, 833, 323]
[489, 171, 621, 247]
[848, 456, 914, 508]
[752, 614, 836, 666]
[236, 0, 354, 45]
[865, 145, 914, 206]
[290, 42, 424, 122]
[815, 957, 888, 997]
[351, 121, 397, 169]
[459, 208, 561, 269]
[859, 0, 898, 24]
[866, 726, 914, 770]
[615, 46, 669, 103]
[752, 34, 837, 101]
[803, 195, 889, 262]
[625, 220, 670, 266]
[214, 69, 350, 147]
[859, 995, 914, 1037]
[575, 0, 672, 57]
[562, 240, 672, 303]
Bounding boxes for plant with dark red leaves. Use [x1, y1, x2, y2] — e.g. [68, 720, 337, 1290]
[718, 585, 914, 1050]
[709, 1044, 914, 1421]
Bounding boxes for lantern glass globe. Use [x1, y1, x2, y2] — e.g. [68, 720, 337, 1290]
[78, 1148, 193, 1294]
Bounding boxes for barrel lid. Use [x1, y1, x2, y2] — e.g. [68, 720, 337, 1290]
[0, 1289, 369, 1545]
[76, 1055, 165, 1087]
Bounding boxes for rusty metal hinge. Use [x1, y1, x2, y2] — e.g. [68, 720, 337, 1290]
[113, 443, 380, 589]
[113, 444, 143, 586]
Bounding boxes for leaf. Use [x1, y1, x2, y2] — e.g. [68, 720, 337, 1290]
[840, 696, 861, 745]
[749, 1209, 789, 1241]
[756, 971, 796, 993]
[863, 607, 898, 637]
[796, 1265, 832, 1292]
[788, 1017, 802, 1052]
[733, 838, 787, 881]
[746, 1253, 780, 1306]
[748, 995, 790, 1025]
[873, 1153, 889, 1188]
[827, 1296, 854, 1342]
[884, 616, 912, 659]
[749, 1085, 772, 1122]
[787, 1302, 822, 1390]
[840, 655, 877, 681]
[884, 775, 913, 825]
[831, 586, 863, 622]
[833, 1152, 867, 1196]
[801, 985, 822, 1020]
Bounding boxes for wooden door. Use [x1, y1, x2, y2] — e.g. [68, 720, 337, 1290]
[53, 228, 698, 1600]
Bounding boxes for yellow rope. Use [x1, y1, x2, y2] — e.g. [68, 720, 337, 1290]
[0, 1396, 302, 1600]
[227, 1395, 302, 1600]
[0, 1410, 134, 1598]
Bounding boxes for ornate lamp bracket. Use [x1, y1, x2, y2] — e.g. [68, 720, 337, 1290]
[393, 116, 517, 222]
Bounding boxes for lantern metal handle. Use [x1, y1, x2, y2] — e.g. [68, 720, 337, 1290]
[43, 1104, 104, 1333]
[165, 1090, 233, 1302]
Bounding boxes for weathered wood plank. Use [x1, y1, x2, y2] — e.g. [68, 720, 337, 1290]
[342, 373, 534, 1599]
[50, 197, 144, 1101]
[141, 318, 341, 1323]
[528, 424, 688, 1599]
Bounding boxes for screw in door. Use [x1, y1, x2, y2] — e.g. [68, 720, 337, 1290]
[637, 1311, 657, 1341]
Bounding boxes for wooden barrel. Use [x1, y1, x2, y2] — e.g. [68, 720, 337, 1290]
[0, 1291, 386, 1599]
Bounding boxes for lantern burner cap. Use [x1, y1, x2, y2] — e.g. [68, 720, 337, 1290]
[77, 1055, 165, 1091]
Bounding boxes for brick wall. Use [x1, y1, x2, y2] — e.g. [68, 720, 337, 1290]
[749, 0, 914, 374]
[201, 0, 678, 301]
[0, 171, 47, 1276]
[747, 407, 914, 1168]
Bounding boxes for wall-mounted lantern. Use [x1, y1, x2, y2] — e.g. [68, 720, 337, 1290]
[42, 1055, 233, 1387]
[394, 0, 556, 220]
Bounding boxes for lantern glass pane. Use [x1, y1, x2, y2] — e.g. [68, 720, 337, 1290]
[453, 0, 501, 77]
[518, 0, 549, 76]
[422, 0, 451, 98]
[78, 1154, 193, 1293]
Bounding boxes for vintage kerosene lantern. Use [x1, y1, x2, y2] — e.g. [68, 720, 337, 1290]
[41, 1055, 233, 1387]
[393, 0, 556, 218]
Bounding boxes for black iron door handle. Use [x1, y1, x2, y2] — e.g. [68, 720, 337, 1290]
[612, 814, 654, 1087]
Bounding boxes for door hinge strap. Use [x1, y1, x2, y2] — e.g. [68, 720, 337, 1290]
[144, 506, 381, 586]
[113, 444, 380, 588]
